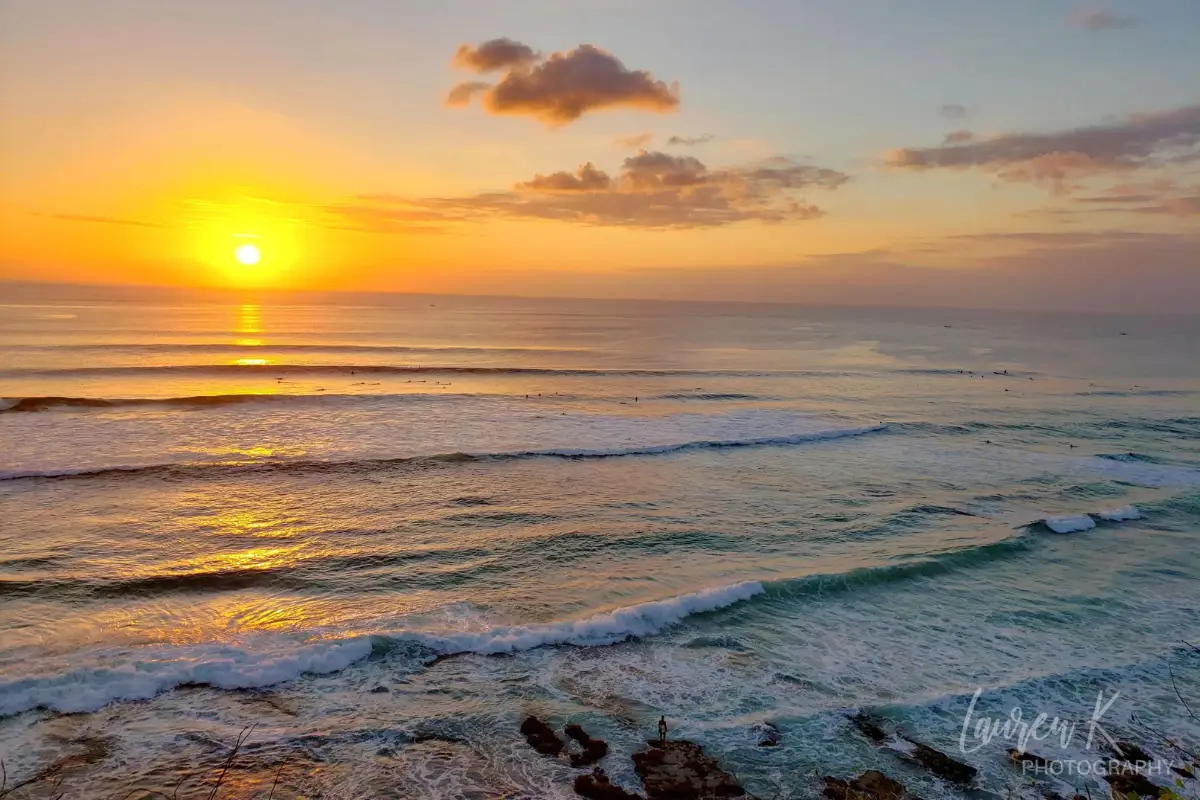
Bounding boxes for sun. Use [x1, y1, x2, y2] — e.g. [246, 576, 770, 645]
[235, 243, 261, 266]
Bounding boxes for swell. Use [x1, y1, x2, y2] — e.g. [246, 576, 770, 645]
[4, 343, 595, 355]
[760, 534, 1035, 601]
[0, 364, 776, 378]
[0, 424, 885, 482]
[2, 392, 536, 413]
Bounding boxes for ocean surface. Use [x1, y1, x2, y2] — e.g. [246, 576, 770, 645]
[1, 284, 1198, 799]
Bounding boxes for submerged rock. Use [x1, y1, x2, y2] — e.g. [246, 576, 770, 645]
[823, 770, 911, 800]
[1104, 770, 1160, 798]
[520, 715, 565, 757]
[631, 739, 754, 799]
[575, 768, 645, 800]
[565, 723, 610, 767]
[756, 722, 780, 747]
[849, 713, 888, 744]
[901, 738, 977, 785]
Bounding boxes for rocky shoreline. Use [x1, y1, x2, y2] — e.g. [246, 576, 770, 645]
[515, 711, 1195, 800]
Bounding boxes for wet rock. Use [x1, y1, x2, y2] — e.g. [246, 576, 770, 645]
[823, 770, 910, 800]
[632, 739, 754, 799]
[370, 685, 390, 693]
[575, 768, 645, 800]
[565, 724, 610, 767]
[756, 722, 780, 747]
[1007, 748, 1052, 769]
[901, 739, 977, 785]
[1109, 741, 1153, 764]
[850, 713, 889, 744]
[1172, 765, 1195, 780]
[520, 715, 565, 757]
[1104, 770, 1159, 798]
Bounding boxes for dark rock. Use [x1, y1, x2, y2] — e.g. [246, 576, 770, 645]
[1007, 748, 1051, 769]
[575, 768, 645, 800]
[1172, 765, 1195, 780]
[370, 685, 390, 693]
[520, 715, 565, 757]
[632, 740, 754, 799]
[850, 713, 889, 744]
[1104, 770, 1159, 798]
[756, 722, 780, 747]
[823, 770, 910, 800]
[564, 723, 610, 767]
[902, 739, 977, 785]
[1110, 741, 1153, 764]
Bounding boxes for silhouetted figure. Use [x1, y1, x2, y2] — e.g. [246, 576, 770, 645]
[657, 716, 668, 744]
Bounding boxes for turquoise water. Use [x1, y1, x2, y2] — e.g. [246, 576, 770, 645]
[1, 285, 1198, 798]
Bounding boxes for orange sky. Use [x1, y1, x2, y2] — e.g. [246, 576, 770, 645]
[1, 1, 1197, 310]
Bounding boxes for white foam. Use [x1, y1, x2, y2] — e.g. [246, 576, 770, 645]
[0, 581, 763, 717]
[1042, 514, 1097, 534]
[1097, 505, 1141, 521]
[399, 580, 764, 654]
[0, 636, 374, 716]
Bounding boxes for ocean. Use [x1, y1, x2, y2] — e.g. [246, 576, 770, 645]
[1, 284, 1198, 799]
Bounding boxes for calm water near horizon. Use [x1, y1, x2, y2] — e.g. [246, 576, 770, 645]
[1, 284, 1198, 798]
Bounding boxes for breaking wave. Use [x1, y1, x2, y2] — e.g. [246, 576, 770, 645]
[0, 531, 1068, 717]
[0, 581, 765, 716]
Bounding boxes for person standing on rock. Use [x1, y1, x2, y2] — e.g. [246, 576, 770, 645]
[657, 716, 668, 744]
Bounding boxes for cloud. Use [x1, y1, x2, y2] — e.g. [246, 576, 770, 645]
[939, 104, 969, 120]
[1070, 6, 1137, 30]
[616, 132, 653, 149]
[447, 41, 679, 125]
[445, 81, 491, 107]
[30, 212, 163, 228]
[452, 38, 540, 72]
[340, 152, 848, 230]
[516, 162, 614, 192]
[887, 104, 1200, 191]
[942, 130, 975, 144]
[666, 134, 715, 147]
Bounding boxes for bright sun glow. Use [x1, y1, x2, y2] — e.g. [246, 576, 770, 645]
[235, 243, 261, 265]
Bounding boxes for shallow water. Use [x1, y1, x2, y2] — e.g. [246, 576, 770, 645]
[1, 286, 1198, 798]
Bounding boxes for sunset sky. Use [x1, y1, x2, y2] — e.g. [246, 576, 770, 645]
[1, 0, 1198, 311]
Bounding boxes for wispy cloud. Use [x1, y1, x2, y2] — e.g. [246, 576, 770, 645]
[939, 104, 969, 120]
[615, 132, 653, 149]
[30, 212, 163, 228]
[446, 40, 679, 125]
[1070, 6, 1137, 30]
[331, 152, 848, 231]
[666, 134, 715, 147]
[887, 104, 1200, 191]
